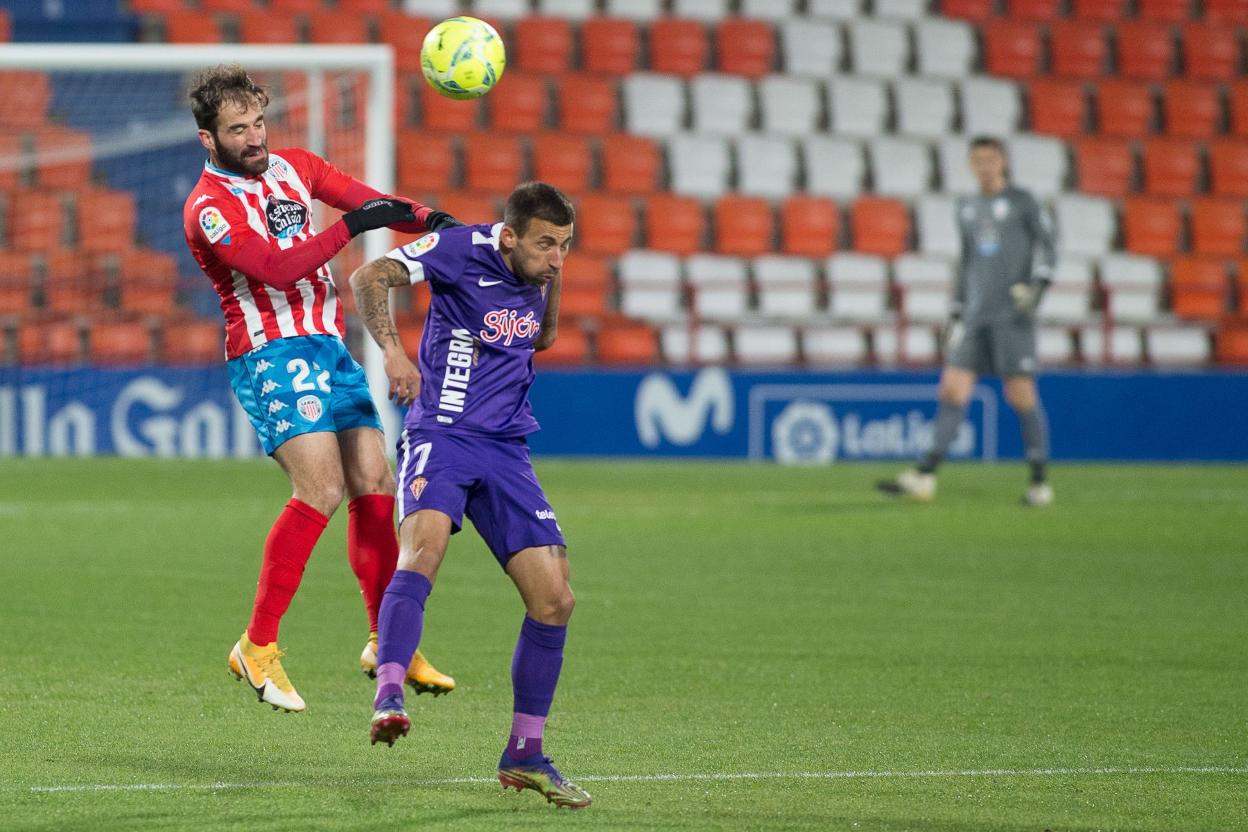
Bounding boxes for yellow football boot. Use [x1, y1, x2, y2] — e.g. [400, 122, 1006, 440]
[228, 632, 305, 713]
[360, 633, 456, 696]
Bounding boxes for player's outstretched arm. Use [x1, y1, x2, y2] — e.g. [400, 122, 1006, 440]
[350, 257, 422, 406]
[533, 272, 562, 352]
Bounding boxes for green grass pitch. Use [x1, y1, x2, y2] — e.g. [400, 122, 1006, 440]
[0, 459, 1244, 831]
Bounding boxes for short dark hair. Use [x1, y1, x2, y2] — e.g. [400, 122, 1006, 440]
[969, 135, 1006, 154]
[504, 182, 575, 237]
[188, 64, 269, 133]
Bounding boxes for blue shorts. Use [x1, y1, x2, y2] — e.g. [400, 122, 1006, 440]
[228, 334, 382, 456]
[396, 428, 566, 569]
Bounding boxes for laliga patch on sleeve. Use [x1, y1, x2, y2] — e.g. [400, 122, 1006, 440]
[199, 206, 231, 244]
[401, 232, 439, 259]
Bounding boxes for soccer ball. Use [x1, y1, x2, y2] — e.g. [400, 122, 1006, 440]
[420, 16, 506, 101]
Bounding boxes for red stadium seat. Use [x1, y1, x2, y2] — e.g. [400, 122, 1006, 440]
[532, 133, 593, 194]
[128, 0, 186, 11]
[377, 13, 432, 73]
[514, 16, 573, 74]
[1070, 0, 1124, 21]
[1096, 80, 1155, 137]
[716, 18, 774, 78]
[601, 134, 660, 195]
[1215, 322, 1248, 364]
[851, 197, 910, 258]
[1050, 22, 1108, 79]
[76, 189, 136, 254]
[117, 249, 178, 316]
[567, 253, 611, 289]
[557, 285, 609, 319]
[940, 0, 995, 20]
[555, 75, 617, 134]
[1230, 82, 1248, 139]
[644, 194, 706, 255]
[533, 321, 589, 365]
[0, 252, 33, 315]
[1075, 138, 1136, 197]
[581, 17, 640, 75]
[1142, 138, 1201, 197]
[1137, 0, 1192, 22]
[32, 127, 92, 189]
[1205, 0, 1248, 23]
[11, 190, 65, 252]
[0, 71, 49, 129]
[237, 10, 299, 44]
[574, 194, 637, 256]
[42, 250, 101, 313]
[89, 318, 153, 365]
[434, 192, 501, 225]
[307, 12, 369, 45]
[489, 73, 547, 133]
[463, 135, 526, 192]
[1169, 257, 1227, 319]
[18, 318, 82, 365]
[336, 0, 392, 12]
[781, 196, 839, 258]
[1190, 198, 1245, 256]
[268, 0, 323, 11]
[596, 322, 659, 364]
[983, 20, 1043, 79]
[1161, 80, 1221, 139]
[1238, 261, 1248, 314]
[714, 196, 774, 257]
[396, 131, 456, 193]
[1123, 197, 1183, 256]
[0, 133, 21, 190]
[418, 80, 480, 132]
[1009, 0, 1060, 19]
[1209, 140, 1248, 198]
[1116, 22, 1176, 82]
[1030, 79, 1087, 138]
[649, 18, 710, 77]
[162, 11, 222, 43]
[1181, 23, 1239, 81]
[199, 0, 252, 12]
[161, 318, 223, 365]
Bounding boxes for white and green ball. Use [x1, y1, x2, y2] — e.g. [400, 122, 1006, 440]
[420, 16, 506, 101]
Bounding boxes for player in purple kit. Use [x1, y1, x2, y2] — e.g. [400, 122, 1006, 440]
[348, 182, 591, 809]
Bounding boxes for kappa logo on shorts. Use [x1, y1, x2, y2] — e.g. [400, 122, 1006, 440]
[410, 477, 428, 500]
[275, 419, 293, 435]
[260, 379, 279, 396]
[254, 359, 274, 375]
[296, 395, 323, 421]
[267, 400, 288, 415]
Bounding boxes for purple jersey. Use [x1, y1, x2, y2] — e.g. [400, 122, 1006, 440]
[385, 223, 547, 438]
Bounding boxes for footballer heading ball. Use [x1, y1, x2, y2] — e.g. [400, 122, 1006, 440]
[420, 16, 506, 101]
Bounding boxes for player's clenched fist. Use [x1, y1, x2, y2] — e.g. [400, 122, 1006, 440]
[383, 348, 421, 407]
[344, 198, 416, 236]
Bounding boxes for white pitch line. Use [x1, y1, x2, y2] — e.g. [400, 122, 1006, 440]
[19, 765, 1247, 794]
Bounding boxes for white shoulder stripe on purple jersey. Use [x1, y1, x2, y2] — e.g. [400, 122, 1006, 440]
[385, 248, 426, 284]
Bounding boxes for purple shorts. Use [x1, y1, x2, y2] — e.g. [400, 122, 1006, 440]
[395, 428, 565, 568]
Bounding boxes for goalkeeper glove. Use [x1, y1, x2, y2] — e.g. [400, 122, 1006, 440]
[1009, 281, 1045, 316]
[343, 198, 415, 236]
[425, 210, 463, 232]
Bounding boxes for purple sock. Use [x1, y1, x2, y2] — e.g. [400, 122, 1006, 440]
[373, 569, 432, 709]
[506, 616, 566, 759]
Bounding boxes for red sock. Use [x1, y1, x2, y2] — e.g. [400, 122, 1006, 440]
[247, 499, 328, 645]
[347, 494, 399, 634]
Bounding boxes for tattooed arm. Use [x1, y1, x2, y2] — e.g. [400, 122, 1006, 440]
[350, 257, 421, 407]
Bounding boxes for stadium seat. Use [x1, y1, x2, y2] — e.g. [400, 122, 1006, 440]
[868, 137, 933, 198]
[488, 73, 547, 132]
[894, 254, 955, 323]
[1071, 0, 1124, 20]
[644, 194, 706, 255]
[1050, 22, 1108, 79]
[1079, 324, 1144, 364]
[536, 0, 594, 18]
[435, 192, 501, 224]
[781, 196, 840, 258]
[0, 133, 21, 191]
[828, 77, 888, 138]
[778, 18, 841, 76]
[1037, 327, 1076, 364]
[1161, 81, 1221, 139]
[914, 194, 960, 258]
[1216, 323, 1248, 364]
[337, 0, 393, 11]
[802, 327, 868, 365]
[269, 0, 327, 11]
[754, 255, 819, 318]
[851, 197, 910, 257]
[605, 0, 664, 19]
[1096, 79, 1156, 138]
[690, 74, 753, 135]
[463, 134, 526, 192]
[960, 77, 1021, 136]
[1039, 256, 1095, 322]
[1230, 82, 1248, 139]
[1117, 23, 1177, 82]
[1181, 23, 1239, 81]
[737, 134, 799, 199]
[826, 252, 889, 320]
[1009, 0, 1060, 20]
[672, 0, 730, 18]
[875, 0, 930, 16]
[377, 13, 432, 72]
[1169, 256, 1228, 319]
[621, 73, 686, 137]
[1209, 140, 1248, 198]
[937, 137, 977, 193]
[686, 254, 749, 319]
[941, 0, 994, 19]
[617, 249, 683, 320]
[805, 136, 865, 199]
[734, 324, 799, 365]
[1205, 0, 1248, 23]
[667, 133, 731, 199]
[1054, 194, 1116, 257]
[557, 283, 609, 319]
[596, 322, 659, 364]
[1029, 79, 1088, 138]
[914, 18, 976, 79]
[397, 131, 456, 193]
[1122, 197, 1183, 256]
[32, 127, 92, 189]
[76, 190, 136, 254]
[237, 10, 300, 44]
[1146, 324, 1212, 365]
[307, 12, 369, 44]
[532, 133, 593, 194]
[716, 18, 775, 78]
[714, 196, 775, 257]
[875, 323, 940, 364]
[533, 322, 590, 365]
[162, 11, 222, 43]
[659, 323, 729, 363]
[117, 249, 178, 316]
[759, 76, 823, 136]
[581, 17, 640, 75]
[847, 19, 910, 77]
[1137, 0, 1192, 22]
[418, 81, 479, 132]
[1237, 262, 1248, 315]
[89, 318, 153, 365]
[575, 193, 638, 256]
[18, 318, 81, 365]
[0, 71, 49, 129]
[11, 190, 65, 252]
[648, 18, 709, 77]
[1101, 252, 1164, 323]
[983, 20, 1043, 78]
[740, 0, 800, 18]
[514, 16, 573, 74]
[1189, 198, 1245, 256]
[555, 75, 616, 134]
[1141, 138, 1201, 196]
[894, 77, 955, 138]
[0, 253, 33, 315]
[42, 250, 100, 314]
[1075, 138, 1136, 197]
[601, 134, 661, 194]
[1007, 134, 1068, 198]
[129, 0, 185, 10]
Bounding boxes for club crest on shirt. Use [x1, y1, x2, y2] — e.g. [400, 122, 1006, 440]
[296, 394, 323, 421]
[199, 206, 230, 244]
[266, 198, 308, 239]
[410, 476, 428, 500]
[402, 232, 439, 258]
[993, 198, 1010, 220]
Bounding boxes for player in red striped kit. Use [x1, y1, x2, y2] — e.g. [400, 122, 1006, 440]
[183, 64, 454, 712]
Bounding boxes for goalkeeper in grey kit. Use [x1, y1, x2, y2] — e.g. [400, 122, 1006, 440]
[880, 136, 1057, 506]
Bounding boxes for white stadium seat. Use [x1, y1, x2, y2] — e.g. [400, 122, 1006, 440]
[690, 74, 754, 136]
[1038, 327, 1076, 363]
[848, 19, 911, 77]
[804, 136, 865, 199]
[1080, 325, 1144, 363]
[894, 254, 954, 323]
[1100, 253, 1162, 323]
[802, 327, 869, 364]
[809, 0, 862, 19]
[402, 0, 456, 14]
[671, 0, 729, 20]
[937, 137, 977, 194]
[915, 194, 961, 258]
[604, 0, 664, 20]
[661, 324, 731, 363]
[618, 250, 684, 321]
[737, 134, 799, 199]
[471, 0, 530, 18]
[874, 0, 929, 18]
[622, 74, 686, 137]
[959, 76, 1021, 136]
[829, 76, 889, 137]
[754, 255, 820, 318]
[759, 75, 823, 136]
[536, 0, 594, 19]
[1146, 325, 1212, 365]
[735, 325, 800, 364]
[1007, 134, 1069, 198]
[894, 77, 955, 138]
[826, 252, 890, 320]
[779, 19, 842, 76]
[1054, 194, 1116, 257]
[687, 254, 749, 320]
[868, 137, 932, 198]
[668, 133, 732, 199]
[740, 0, 800, 19]
[915, 18, 977, 79]
[874, 324, 940, 364]
[1039, 257, 1095, 323]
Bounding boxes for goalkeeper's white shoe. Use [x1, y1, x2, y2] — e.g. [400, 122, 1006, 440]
[1023, 482, 1054, 507]
[877, 469, 936, 502]
[360, 634, 456, 696]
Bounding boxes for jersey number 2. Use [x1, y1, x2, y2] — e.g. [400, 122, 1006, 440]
[288, 358, 331, 393]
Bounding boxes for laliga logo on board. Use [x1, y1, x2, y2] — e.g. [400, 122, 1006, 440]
[771, 402, 839, 465]
[480, 309, 540, 346]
